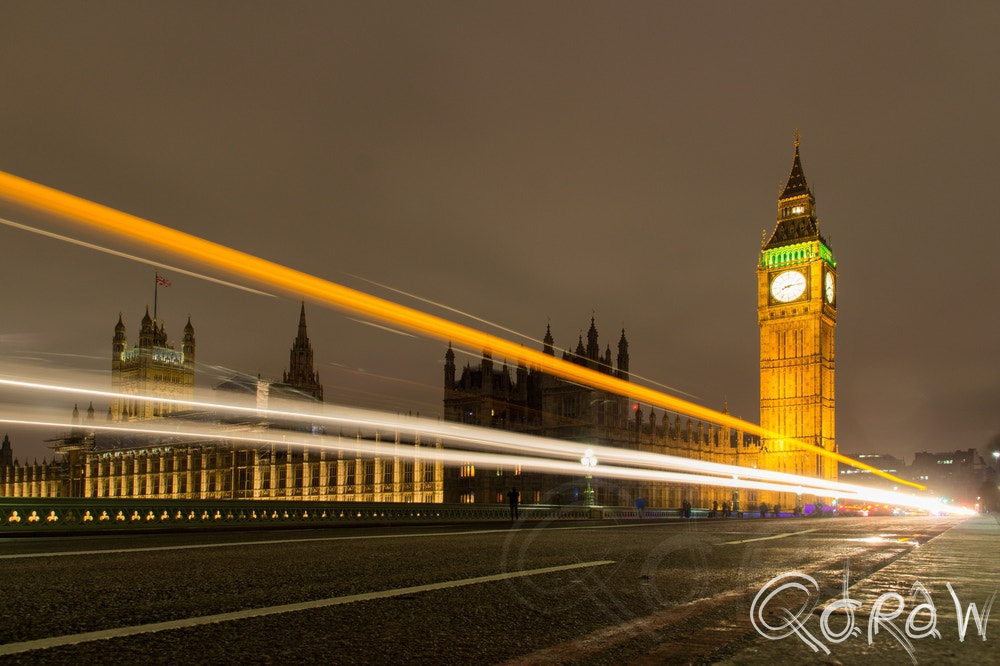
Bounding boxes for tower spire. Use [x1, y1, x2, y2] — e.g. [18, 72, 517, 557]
[281, 302, 323, 401]
[763, 133, 822, 250]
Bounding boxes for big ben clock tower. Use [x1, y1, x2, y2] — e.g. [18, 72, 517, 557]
[758, 135, 837, 502]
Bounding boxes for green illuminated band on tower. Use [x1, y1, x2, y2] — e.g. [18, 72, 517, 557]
[759, 241, 835, 269]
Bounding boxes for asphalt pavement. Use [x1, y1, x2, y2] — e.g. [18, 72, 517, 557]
[0, 513, 993, 664]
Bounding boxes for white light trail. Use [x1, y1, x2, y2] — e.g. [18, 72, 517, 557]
[0, 216, 276, 298]
[0, 372, 967, 515]
[344, 272, 703, 402]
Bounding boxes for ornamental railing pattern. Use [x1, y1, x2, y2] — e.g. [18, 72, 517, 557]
[1, 497, 655, 533]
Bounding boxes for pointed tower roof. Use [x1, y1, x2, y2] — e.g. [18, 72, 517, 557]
[277, 302, 323, 402]
[779, 138, 810, 200]
[542, 323, 554, 356]
[296, 300, 308, 342]
[763, 134, 825, 250]
[586, 317, 600, 360]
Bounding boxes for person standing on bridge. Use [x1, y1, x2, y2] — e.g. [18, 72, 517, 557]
[508, 488, 520, 520]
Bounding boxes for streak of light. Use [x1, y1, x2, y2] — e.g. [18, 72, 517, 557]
[0, 374, 949, 514]
[347, 272, 703, 402]
[0, 409, 925, 504]
[0, 170, 924, 491]
[345, 272, 532, 341]
[326, 363, 437, 392]
[0, 215, 276, 298]
[16, 352, 107, 362]
[0, 373, 833, 492]
[347, 318, 417, 337]
[0, 409, 967, 516]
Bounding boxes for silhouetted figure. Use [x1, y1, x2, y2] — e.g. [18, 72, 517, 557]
[773, 503, 781, 518]
[711, 500, 719, 518]
[759, 501, 768, 518]
[681, 499, 692, 518]
[722, 501, 731, 518]
[635, 497, 646, 518]
[507, 488, 520, 520]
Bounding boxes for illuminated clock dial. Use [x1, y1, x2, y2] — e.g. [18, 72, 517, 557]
[771, 270, 807, 302]
[825, 272, 835, 303]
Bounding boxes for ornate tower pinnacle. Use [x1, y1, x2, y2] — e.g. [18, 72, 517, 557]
[763, 132, 827, 251]
[281, 302, 323, 402]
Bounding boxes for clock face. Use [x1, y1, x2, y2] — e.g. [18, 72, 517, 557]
[771, 270, 807, 302]
[825, 272, 835, 303]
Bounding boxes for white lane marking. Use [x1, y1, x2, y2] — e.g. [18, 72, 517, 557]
[0, 522, 658, 559]
[0, 529, 513, 559]
[719, 528, 818, 545]
[0, 560, 614, 655]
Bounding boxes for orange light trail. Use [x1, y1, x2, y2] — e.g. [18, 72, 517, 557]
[0, 170, 924, 491]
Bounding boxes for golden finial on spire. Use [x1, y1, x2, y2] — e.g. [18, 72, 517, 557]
[794, 127, 801, 148]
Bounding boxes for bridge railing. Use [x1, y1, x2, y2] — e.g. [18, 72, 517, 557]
[1, 497, 652, 534]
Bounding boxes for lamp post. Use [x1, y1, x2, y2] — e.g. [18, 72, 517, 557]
[581, 448, 597, 506]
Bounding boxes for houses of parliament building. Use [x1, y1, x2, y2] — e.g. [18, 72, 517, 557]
[2, 304, 444, 503]
[3, 140, 837, 511]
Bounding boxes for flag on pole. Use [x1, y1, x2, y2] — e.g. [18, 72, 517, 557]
[156, 275, 171, 287]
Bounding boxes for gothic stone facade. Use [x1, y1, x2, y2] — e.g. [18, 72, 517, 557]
[443, 319, 759, 510]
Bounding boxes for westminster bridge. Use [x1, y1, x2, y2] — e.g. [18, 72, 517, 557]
[1, 501, 997, 665]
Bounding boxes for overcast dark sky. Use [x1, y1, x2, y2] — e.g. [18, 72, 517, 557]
[1, 2, 998, 465]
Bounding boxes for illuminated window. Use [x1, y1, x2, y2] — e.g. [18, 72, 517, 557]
[460, 492, 475, 504]
[460, 464, 475, 478]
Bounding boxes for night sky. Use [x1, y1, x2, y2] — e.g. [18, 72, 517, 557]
[1, 2, 998, 465]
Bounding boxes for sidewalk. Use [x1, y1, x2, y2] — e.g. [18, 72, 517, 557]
[721, 515, 999, 665]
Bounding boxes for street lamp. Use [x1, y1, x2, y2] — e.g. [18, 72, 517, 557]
[732, 474, 740, 516]
[581, 448, 597, 506]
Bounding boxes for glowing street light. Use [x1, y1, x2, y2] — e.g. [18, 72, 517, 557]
[581, 448, 597, 506]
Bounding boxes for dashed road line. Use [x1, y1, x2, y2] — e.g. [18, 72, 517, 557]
[0, 521, 679, 559]
[719, 528, 818, 545]
[0, 560, 615, 656]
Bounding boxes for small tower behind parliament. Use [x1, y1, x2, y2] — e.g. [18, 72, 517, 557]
[757, 137, 838, 503]
[276, 302, 324, 402]
[111, 309, 195, 420]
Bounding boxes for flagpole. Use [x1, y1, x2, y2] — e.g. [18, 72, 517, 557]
[153, 273, 170, 321]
